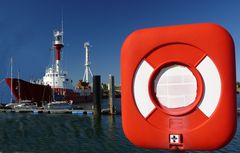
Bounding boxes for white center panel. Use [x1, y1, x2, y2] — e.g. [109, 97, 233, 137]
[154, 65, 197, 108]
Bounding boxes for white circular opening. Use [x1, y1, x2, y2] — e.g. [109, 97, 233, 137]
[154, 65, 197, 108]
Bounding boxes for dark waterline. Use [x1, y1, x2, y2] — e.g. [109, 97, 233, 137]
[0, 98, 239, 153]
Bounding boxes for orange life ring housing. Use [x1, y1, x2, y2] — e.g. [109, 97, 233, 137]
[121, 23, 236, 150]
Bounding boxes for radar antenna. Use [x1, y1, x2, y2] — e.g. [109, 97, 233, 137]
[83, 42, 93, 83]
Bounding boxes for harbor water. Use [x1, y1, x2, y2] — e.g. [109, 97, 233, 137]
[0, 98, 239, 153]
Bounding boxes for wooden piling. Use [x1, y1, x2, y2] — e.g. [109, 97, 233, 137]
[93, 75, 101, 116]
[109, 74, 115, 114]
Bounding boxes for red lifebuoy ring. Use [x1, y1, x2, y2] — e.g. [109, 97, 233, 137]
[121, 23, 236, 150]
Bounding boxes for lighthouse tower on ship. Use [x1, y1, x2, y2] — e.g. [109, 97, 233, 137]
[54, 30, 64, 73]
[42, 29, 74, 100]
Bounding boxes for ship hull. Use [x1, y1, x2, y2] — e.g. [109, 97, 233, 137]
[5, 78, 92, 104]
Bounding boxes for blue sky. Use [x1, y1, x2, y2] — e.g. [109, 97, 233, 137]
[0, 0, 240, 101]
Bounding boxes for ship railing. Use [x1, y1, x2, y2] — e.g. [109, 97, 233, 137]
[76, 88, 92, 96]
[30, 79, 43, 85]
[45, 64, 68, 75]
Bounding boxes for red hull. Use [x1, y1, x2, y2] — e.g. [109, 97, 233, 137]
[5, 78, 92, 104]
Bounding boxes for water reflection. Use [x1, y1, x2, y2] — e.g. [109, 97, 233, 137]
[93, 115, 102, 136]
[0, 97, 238, 153]
[108, 115, 115, 129]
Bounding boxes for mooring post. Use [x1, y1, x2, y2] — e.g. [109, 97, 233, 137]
[93, 75, 101, 116]
[109, 74, 115, 114]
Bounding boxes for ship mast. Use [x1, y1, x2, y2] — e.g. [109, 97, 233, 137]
[10, 57, 13, 103]
[17, 70, 21, 102]
[51, 17, 64, 101]
[83, 42, 93, 83]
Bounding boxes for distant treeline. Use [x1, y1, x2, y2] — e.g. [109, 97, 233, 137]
[236, 82, 240, 94]
[101, 83, 121, 98]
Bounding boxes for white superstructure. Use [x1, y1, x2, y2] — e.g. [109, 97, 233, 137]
[43, 67, 73, 89]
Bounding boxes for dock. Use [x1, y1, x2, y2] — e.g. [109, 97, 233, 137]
[0, 108, 121, 115]
[0, 108, 94, 115]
